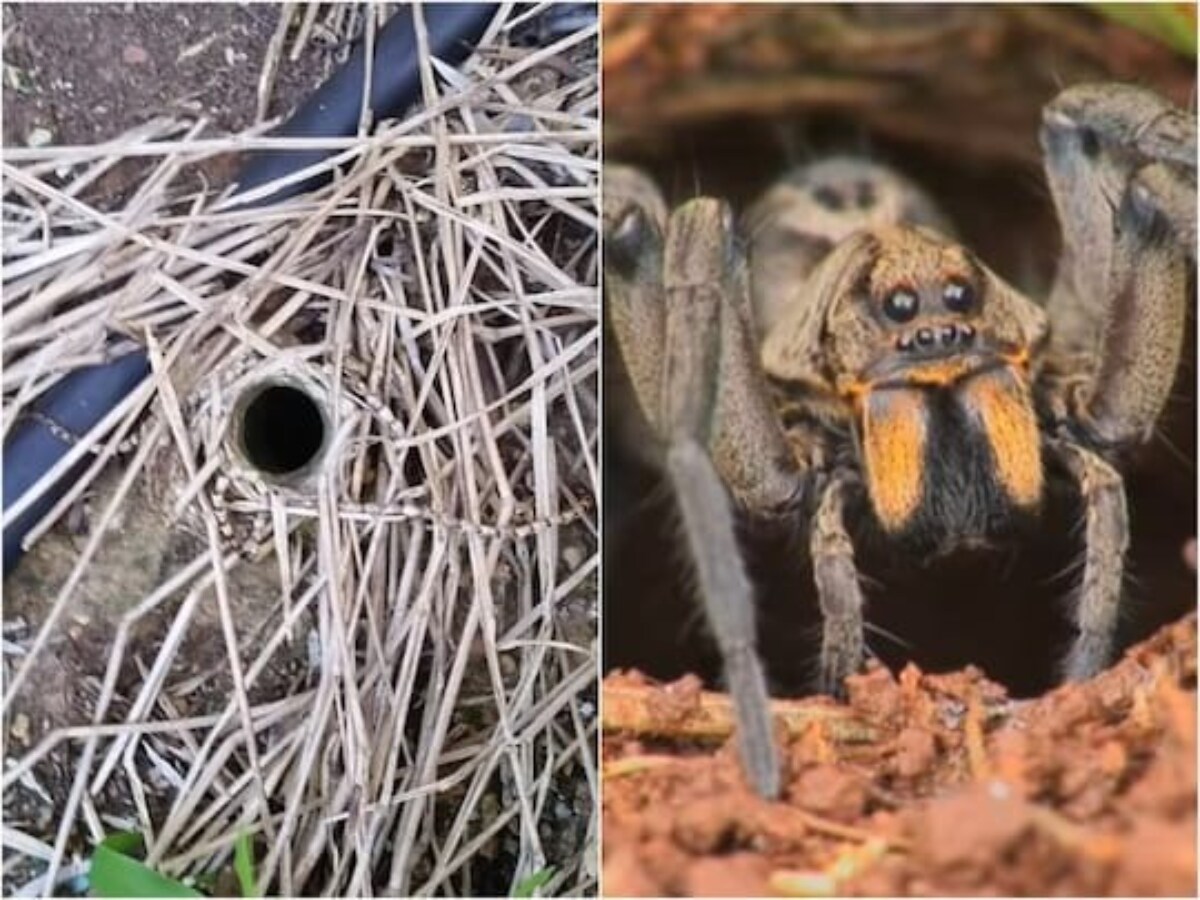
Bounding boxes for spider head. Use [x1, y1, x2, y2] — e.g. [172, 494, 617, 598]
[762, 226, 1050, 544]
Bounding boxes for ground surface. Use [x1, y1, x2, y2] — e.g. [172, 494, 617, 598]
[2, 2, 345, 204]
[3, 5, 599, 895]
[603, 614, 1197, 897]
[3, 3, 334, 146]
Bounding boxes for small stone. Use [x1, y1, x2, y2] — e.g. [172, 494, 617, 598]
[792, 763, 869, 821]
[10, 713, 30, 744]
[122, 44, 149, 66]
[562, 544, 584, 570]
[26, 126, 53, 148]
[892, 726, 938, 779]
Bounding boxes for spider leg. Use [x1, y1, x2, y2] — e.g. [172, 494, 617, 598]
[1041, 83, 1194, 447]
[1053, 441, 1129, 681]
[605, 176, 807, 798]
[603, 165, 669, 430]
[1039, 85, 1193, 678]
[666, 440, 780, 796]
[1084, 165, 1192, 446]
[810, 476, 867, 696]
[663, 201, 781, 798]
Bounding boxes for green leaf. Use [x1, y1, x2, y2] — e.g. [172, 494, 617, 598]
[233, 831, 259, 898]
[1092, 4, 1198, 57]
[89, 832, 203, 898]
[512, 867, 555, 898]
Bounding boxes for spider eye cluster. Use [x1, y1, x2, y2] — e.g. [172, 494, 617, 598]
[881, 278, 978, 323]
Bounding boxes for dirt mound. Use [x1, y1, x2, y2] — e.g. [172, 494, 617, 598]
[602, 614, 1196, 896]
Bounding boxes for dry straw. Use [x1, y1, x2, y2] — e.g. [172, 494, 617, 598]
[2, 4, 598, 896]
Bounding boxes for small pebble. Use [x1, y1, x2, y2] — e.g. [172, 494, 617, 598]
[122, 44, 149, 66]
[26, 126, 53, 148]
[10, 713, 30, 744]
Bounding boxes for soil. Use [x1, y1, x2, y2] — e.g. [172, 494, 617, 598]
[602, 614, 1197, 897]
[3, 7, 601, 894]
[3, 4, 337, 146]
[1, 5, 341, 868]
[2, 3, 345, 201]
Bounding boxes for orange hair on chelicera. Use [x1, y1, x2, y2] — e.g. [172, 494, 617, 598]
[957, 368, 1044, 511]
[861, 388, 928, 532]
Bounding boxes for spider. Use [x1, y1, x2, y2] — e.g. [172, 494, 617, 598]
[603, 82, 1195, 798]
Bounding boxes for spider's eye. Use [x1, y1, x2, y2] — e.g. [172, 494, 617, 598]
[942, 279, 977, 314]
[1079, 126, 1100, 159]
[607, 206, 656, 278]
[882, 288, 919, 323]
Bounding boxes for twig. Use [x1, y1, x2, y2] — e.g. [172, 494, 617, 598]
[603, 679, 879, 744]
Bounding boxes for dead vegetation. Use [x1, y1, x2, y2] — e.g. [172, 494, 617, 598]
[3, 6, 598, 896]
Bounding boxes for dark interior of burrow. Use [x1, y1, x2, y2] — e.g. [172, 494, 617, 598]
[240, 383, 326, 476]
[603, 113, 1196, 700]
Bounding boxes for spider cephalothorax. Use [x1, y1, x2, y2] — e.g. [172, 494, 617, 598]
[604, 82, 1195, 798]
[762, 225, 1050, 549]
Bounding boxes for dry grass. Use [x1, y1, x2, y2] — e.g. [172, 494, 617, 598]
[2, 5, 598, 896]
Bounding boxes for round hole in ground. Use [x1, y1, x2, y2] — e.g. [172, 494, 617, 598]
[235, 382, 327, 478]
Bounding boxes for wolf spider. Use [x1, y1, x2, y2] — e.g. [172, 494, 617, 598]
[604, 83, 1195, 797]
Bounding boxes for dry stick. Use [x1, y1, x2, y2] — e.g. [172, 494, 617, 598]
[478, 196, 563, 896]
[387, 535, 479, 893]
[0, 694, 309, 794]
[357, 2, 376, 138]
[258, 4, 295, 124]
[2, 164, 352, 304]
[234, 592, 338, 890]
[4, 118, 207, 301]
[171, 576, 329, 849]
[289, 0, 321, 61]
[81, 550, 243, 848]
[144, 333, 279, 848]
[5, 10, 597, 892]
[85, 552, 229, 792]
[2, 129, 598, 167]
[5, 118, 190, 245]
[92, 556, 325, 797]
[965, 694, 992, 780]
[416, 712, 598, 894]
[435, 21, 551, 879]
[602, 681, 879, 745]
[17, 414, 177, 895]
[168, 732, 305, 874]
[386, 21, 484, 884]
[318, 148, 375, 860]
